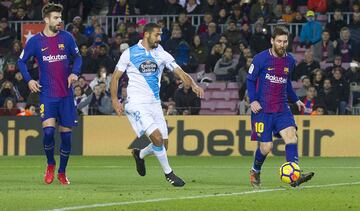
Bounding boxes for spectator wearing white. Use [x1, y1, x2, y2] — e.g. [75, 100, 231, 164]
[89, 66, 111, 91]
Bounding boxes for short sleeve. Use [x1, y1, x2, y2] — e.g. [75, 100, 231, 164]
[115, 49, 130, 72]
[161, 48, 179, 71]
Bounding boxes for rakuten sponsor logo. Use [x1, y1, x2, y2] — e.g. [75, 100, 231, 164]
[265, 73, 287, 84]
[42, 54, 67, 63]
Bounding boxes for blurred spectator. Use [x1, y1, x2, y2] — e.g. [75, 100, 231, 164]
[115, 22, 127, 38]
[0, 72, 5, 88]
[300, 86, 318, 115]
[74, 85, 87, 115]
[325, 9, 347, 41]
[166, 103, 178, 115]
[293, 50, 320, 81]
[328, 0, 350, 12]
[272, 4, 283, 21]
[223, 20, 245, 51]
[77, 84, 113, 115]
[79, 44, 96, 74]
[98, 81, 110, 96]
[95, 44, 116, 72]
[197, 12, 214, 34]
[300, 10, 322, 47]
[185, 0, 201, 14]
[67, 16, 86, 34]
[160, 72, 178, 102]
[282, 5, 296, 23]
[237, 57, 252, 91]
[3, 59, 17, 82]
[162, 0, 184, 15]
[205, 43, 223, 73]
[249, 0, 273, 23]
[236, 47, 252, 70]
[228, 5, 248, 24]
[0, 18, 17, 50]
[296, 76, 311, 98]
[317, 78, 338, 114]
[13, 72, 29, 103]
[349, 11, 360, 43]
[250, 21, 271, 54]
[307, 0, 327, 14]
[108, 0, 136, 15]
[109, 34, 122, 61]
[0, 97, 20, 116]
[158, 19, 171, 46]
[17, 104, 36, 116]
[191, 34, 208, 64]
[334, 27, 358, 63]
[200, 22, 220, 52]
[325, 55, 345, 77]
[178, 12, 196, 44]
[332, 68, 350, 114]
[345, 59, 360, 83]
[125, 23, 141, 46]
[313, 30, 335, 63]
[174, 83, 201, 115]
[71, 25, 88, 46]
[0, 3, 7, 20]
[214, 47, 238, 81]
[240, 23, 252, 44]
[218, 35, 228, 53]
[24, 0, 42, 20]
[311, 104, 326, 115]
[291, 11, 306, 35]
[216, 8, 228, 24]
[90, 66, 111, 91]
[3, 40, 22, 70]
[12, 5, 29, 21]
[312, 68, 325, 92]
[78, 76, 93, 96]
[202, 0, 220, 14]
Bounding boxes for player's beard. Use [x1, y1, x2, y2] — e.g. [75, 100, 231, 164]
[274, 46, 286, 57]
[49, 25, 59, 33]
[147, 38, 159, 49]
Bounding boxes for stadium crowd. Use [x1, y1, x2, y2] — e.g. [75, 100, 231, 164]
[1, 0, 360, 116]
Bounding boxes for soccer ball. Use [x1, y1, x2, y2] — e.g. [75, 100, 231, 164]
[279, 162, 301, 184]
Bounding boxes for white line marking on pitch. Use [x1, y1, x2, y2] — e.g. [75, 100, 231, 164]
[48, 181, 360, 211]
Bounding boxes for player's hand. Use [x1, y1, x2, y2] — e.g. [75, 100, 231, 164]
[192, 85, 204, 98]
[68, 74, 78, 88]
[112, 99, 124, 116]
[296, 100, 306, 112]
[28, 80, 41, 93]
[250, 101, 262, 114]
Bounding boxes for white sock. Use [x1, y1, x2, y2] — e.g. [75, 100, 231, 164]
[139, 143, 154, 159]
[152, 145, 172, 174]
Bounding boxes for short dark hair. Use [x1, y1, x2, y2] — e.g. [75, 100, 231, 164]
[271, 25, 289, 39]
[42, 3, 63, 18]
[143, 23, 161, 33]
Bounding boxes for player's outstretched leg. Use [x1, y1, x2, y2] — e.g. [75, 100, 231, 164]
[290, 172, 315, 187]
[132, 148, 146, 176]
[43, 126, 56, 184]
[150, 130, 185, 187]
[57, 131, 72, 185]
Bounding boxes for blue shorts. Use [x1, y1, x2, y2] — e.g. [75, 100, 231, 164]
[39, 95, 78, 128]
[251, 110, 296, 142]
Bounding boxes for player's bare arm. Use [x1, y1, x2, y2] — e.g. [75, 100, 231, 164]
[173, 67, 204, 98]
[110, 69, 124, 116]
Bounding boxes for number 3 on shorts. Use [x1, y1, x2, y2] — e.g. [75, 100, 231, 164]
[255, 122, 264, 133]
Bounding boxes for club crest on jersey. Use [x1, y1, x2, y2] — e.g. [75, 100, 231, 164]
[58, 43, 65, 50]
[284, 67, 289, 74]
[139, 60, 158, 75]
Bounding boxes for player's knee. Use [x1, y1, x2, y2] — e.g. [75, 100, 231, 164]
[43, 127, 55, 139]
[151, 134, 163, 147]
[260, 143, 273, 155]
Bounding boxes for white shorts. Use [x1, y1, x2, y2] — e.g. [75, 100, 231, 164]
[124, 102, 168, 139]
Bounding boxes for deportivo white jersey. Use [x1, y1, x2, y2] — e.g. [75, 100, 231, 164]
[115, 40, 179, 104]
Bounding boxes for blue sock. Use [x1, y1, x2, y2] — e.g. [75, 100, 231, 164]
[43, 127, 55, 165]
[58, 131, 72, 173]
[285, 143, 299, 163]
[252, 148, 267, 172]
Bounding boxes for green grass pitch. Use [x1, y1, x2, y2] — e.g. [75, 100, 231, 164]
[0, 156, 359, 210]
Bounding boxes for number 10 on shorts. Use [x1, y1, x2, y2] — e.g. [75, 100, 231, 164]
[255, 122, 264, 133]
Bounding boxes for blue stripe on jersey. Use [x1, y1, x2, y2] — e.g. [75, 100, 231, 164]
[129, 45, 160, 100]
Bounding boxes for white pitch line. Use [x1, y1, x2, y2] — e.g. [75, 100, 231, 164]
[48, 181, 360, 211]
[2, 166, 360, 169]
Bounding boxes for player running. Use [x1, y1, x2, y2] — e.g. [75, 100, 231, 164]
[110, 23, 204, 187]
[247, 25, 314, 188]
[18, 3, 82, 185]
